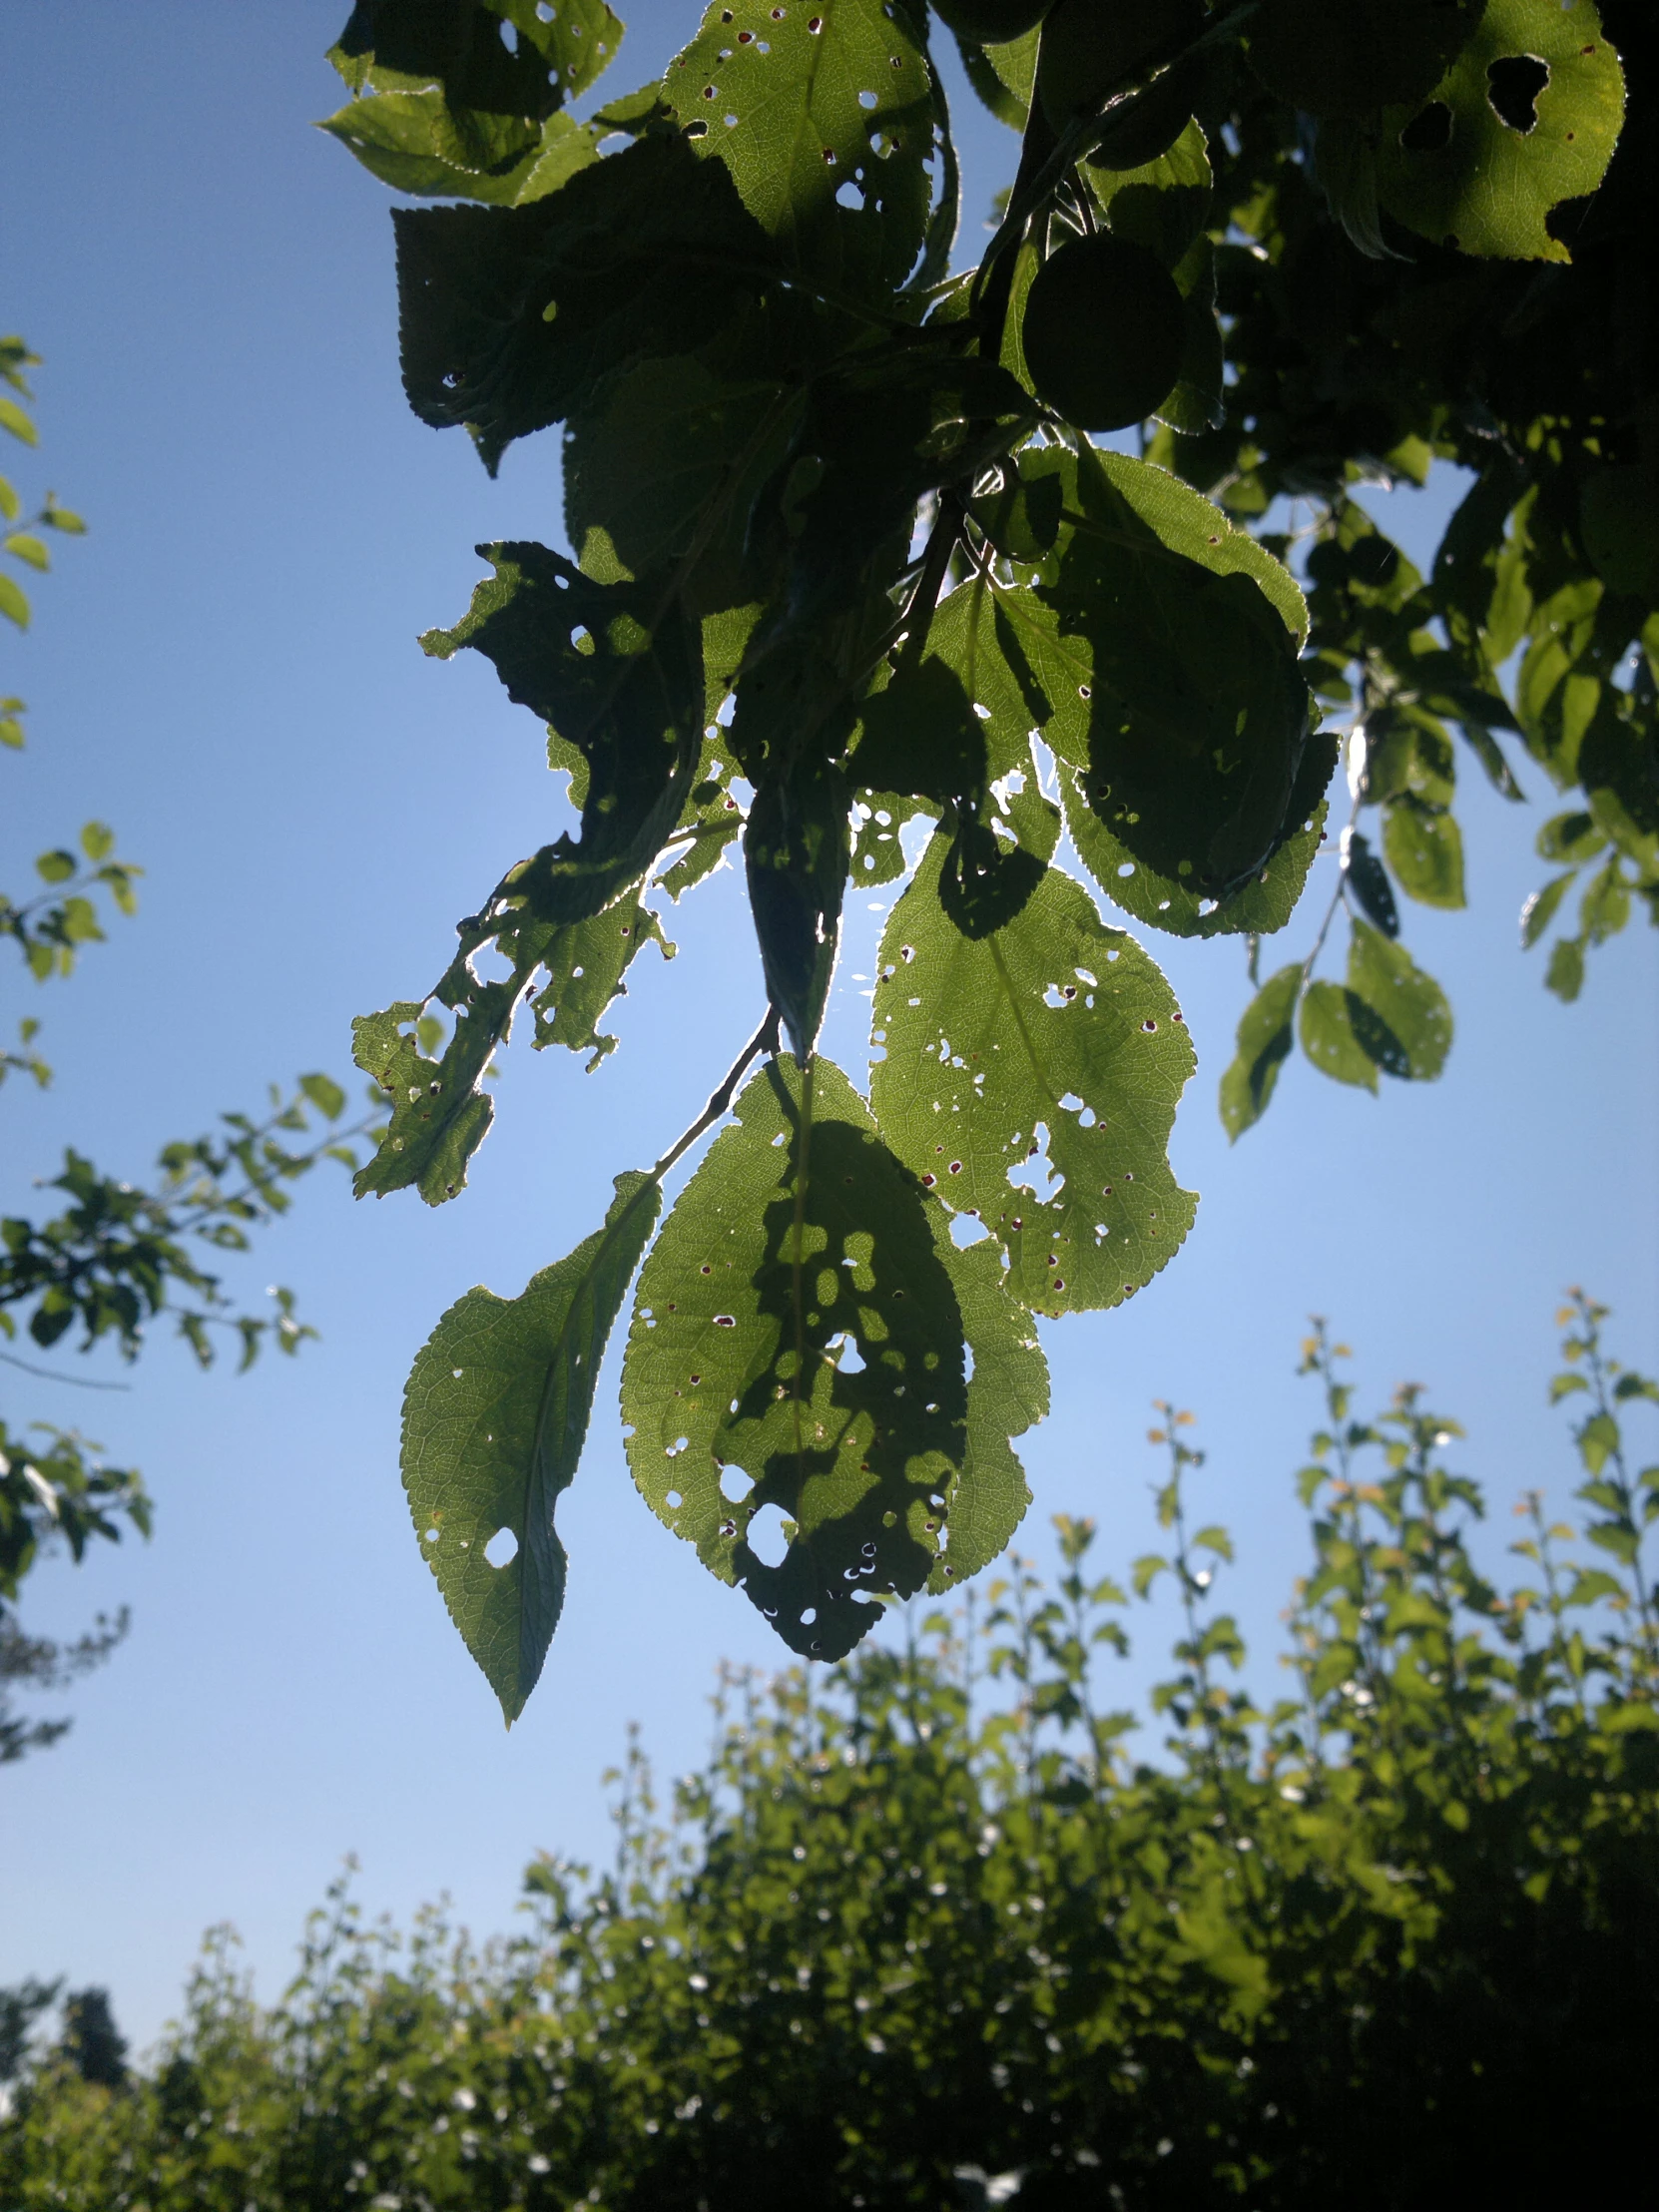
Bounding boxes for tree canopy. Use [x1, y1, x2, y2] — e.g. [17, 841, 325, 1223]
[317, 0, 1655, 1706]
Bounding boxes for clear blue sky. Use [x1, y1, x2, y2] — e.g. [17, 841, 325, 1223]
[4, 3, 1654, 2053]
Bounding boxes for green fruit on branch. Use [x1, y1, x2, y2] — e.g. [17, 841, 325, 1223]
[1019, 231, 1186, 429]
[932, 0, 1053, 45]
[1037, 0, 1204, 132]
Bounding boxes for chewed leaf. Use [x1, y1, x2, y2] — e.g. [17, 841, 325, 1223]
[926, 1235, 1047, 1594]
[663, 0, 936, 296]
[1376, 0, 1626, 263]
[403, 1173, 662, 1723]
[352, 997, 506, 1206]
[870, 836, 1197, 1317]
[622, 1054, 974, 1660]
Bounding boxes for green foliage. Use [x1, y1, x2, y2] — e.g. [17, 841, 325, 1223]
[7, 1304, 1655, 2205]
[325, 0, 1649, 1692]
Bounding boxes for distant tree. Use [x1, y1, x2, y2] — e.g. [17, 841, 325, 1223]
[3, 1299, 1653, 2207]
[58, 1991, 126, 2092]
[1, 334, 382, 1759]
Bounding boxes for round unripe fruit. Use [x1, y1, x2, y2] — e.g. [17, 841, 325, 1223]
[1020, 233, 1185, 431]
[1037, 0, 1204, 134]
[931, 0, 1052, 45]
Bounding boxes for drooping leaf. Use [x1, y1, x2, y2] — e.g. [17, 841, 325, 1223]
[1342, 828, 1400, 937]
[393, 132, 777, 471]
[1383, 801, 1465, 909]
[1520, 869, 1575, 949]
[744, 752, 850, 1061]
[1376, 0, 1626, 263]
[1298, 979, 1381, 1093]
[1346, 917, 1452, 1079]
[622, 1054, 974, 1660]
[870, 836, 1197, 1317]
[421, 542, 704, 927]
[662, 0, 936, 297]
[403, 1171, 662, 1722]
[1219, 964, 1300, 1141]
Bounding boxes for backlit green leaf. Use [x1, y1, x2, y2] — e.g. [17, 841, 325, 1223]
[622, 1054, 973, 1660]
[1376, 0, 1626, 263]
[1383, 802, 1465, 909]
[403, 1171, 661, 1722]
[1219, 964, 1299, 1141]
[870, 835, 1196, 1317]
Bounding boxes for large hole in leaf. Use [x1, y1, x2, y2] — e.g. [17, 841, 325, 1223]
[483, 1527, 519, 1569]
[747, 1501, 791, 1568]
[1487, 54, 1549, 134]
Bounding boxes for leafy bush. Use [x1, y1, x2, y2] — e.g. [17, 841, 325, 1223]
[4, 1298, 1654, 2210]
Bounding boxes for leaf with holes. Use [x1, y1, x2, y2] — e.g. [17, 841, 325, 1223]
[352, 996, 509, 1205]
[663, 0, 937, 297]
[1376, 0, 1626, 263]
[422, 543, 704, 928]
[392, 132, 777, 471]
[403, 1171, 662, 1723]
[926, 1234, 1047, 1594]
[622, 1054, 971, 1660]
[1219, 965, 1300, 1141]
[870, 835, 1196, 1317]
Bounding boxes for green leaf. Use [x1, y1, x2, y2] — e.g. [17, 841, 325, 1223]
[403, 1171, 661, 1723]
[0, 476, 16, 522]
[663, 0, 935, 297]
[77, 821, 114, 861]
[1376, 0, 1626, 263]
[924, 1237, 1047, 1596]
[622, 1054, 975, 1660]
[392, 133, 776, 472]
[1347, 918, 1452, 1080]
[990, 447, 1316, 896]
[328, 0, 623, 112]
[1299, 980, 1380, 1093]
[1342, 829, 1398, 938]
[34, 847, 77, 884]
[1219, 965, 1299, 1141]
[744, 753, 849, 1061]
[0, 572, 30, 630]
[869, 835, 1197, 1317]
[422, 543, 704, 926]
[1383, 801, 1465, 909]
[1546, 933, 1586, 1001]
[318, 95, 610, 204]
[1063, 761, 1330, 941]
[4, 532, 49, 573]
[0, 397, 37, 446]
[563, 353, 797, 595]
[1536, 810, 1606, 865]
[527, 884, 673, 1067]
[352, 996, 505, 1205]
[298, 1072, 346, 1121]
[1520, 870, 1575, 949]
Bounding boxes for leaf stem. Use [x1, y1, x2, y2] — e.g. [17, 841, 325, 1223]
[650, 1007, 782, 1185]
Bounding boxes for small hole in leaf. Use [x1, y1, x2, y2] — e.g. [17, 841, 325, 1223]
[1487, 54, 1548, 133]
[484, 1527, 519, 1569]
[666, 1489, 683, 1509]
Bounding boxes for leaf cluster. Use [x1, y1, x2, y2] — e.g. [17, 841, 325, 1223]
[323, 1, 1648, 1697]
